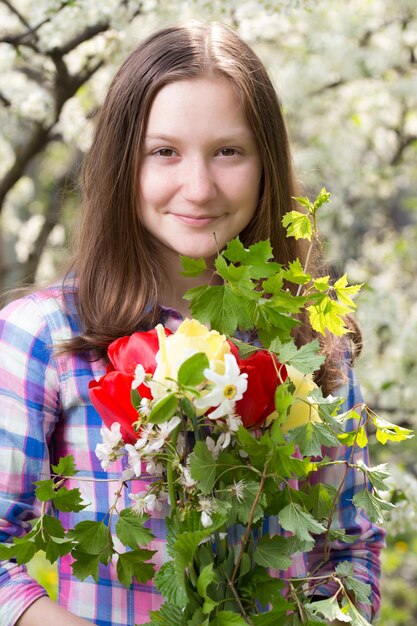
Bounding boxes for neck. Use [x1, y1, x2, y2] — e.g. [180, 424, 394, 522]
[157, 249, 220, 318]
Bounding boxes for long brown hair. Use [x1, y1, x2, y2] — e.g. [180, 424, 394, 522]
[65, 20, 360, 391]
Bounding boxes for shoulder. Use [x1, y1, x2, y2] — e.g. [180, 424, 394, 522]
[0, 282, 80, 349]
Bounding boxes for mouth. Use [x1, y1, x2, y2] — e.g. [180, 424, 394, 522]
[170, 214, 220, 227]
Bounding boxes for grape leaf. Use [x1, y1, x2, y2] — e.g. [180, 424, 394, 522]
[278, 503, 326, 541]
[70, 520, 110, 554]
[352, 489, 394, 523]
[282, 258, 311, 285]
[117, 548, 156, 587]
[335, 561, 372, 605]
[333, 274, 363, 309]
[282, 211, 313, 241]
[184, 285, 242, 336]
[211, 611, 248, 625]
[254, 535, 292, 570]
[52, 486, 87, 512]
[271, 338, 325, 374]
[287, 422, 339, 457]
[51, 455, 78, 477]
[305, 594, 350, 623]
[189, 441, 218, 494]
[71, 548, 100, 582]
[180, 256, 207, 277]
[34, 479, 56, 501]
[116, 509, 154, 549]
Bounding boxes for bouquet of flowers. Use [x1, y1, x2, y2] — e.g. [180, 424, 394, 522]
[1, 190, 412, 626]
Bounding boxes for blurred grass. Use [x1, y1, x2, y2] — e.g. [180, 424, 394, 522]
[27, 552, 58, 600]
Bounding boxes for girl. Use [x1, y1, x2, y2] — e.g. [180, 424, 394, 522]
[0, 21, 384, 626]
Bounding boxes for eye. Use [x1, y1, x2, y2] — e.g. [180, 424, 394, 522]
[153, 148, 176, 158]
[218, 147, 239, 157]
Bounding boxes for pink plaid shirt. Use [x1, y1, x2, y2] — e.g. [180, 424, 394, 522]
[0, 284, 384, 625]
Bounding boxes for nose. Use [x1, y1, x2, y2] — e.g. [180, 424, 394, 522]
[181, 157, 216, 204]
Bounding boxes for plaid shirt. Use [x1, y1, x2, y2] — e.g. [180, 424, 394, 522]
[0, 284, 385, 626]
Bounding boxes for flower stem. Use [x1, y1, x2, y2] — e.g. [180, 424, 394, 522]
[167, 424, 181, 514]
[230, 461, 268, 585]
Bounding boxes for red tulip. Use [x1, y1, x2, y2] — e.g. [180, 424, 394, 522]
[234, 348, 287, 429]
[89, 327, 172, 444]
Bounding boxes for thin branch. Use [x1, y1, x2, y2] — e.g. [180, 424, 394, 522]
[0, 0, 32, 31]
[22, 152, 82, 284]
[51, 21, 110, 56]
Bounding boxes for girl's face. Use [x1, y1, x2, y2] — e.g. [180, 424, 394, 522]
[138, 76, 262, 264]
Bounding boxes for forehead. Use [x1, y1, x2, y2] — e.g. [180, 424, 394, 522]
[145, 76, 252, 137]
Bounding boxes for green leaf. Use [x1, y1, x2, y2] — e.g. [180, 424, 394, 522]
[52, 486, 87, 512]
[235, 481, 265, 525]
[305, 594, 350, 623]
[333, 274, 363, 309]
[210, 611, 248, 625]
[282, 211, 313, 241]
[282, 258, 311, 285]
[45, 536, 74, 563]
[154, 560, 188, 607]
[271, 338, 325, 374]
[306, 484, 337, 520]
[335, 561, 372, 605]
[327, 529, 359, 544]
[187, 609, 210, 626]
[117, 548, 156, 587]
[370, 413, 413, 444]
[184, 285, 243, 336]
[356, 461, 391, 492]
[173, 516, 227, 594]
[178, 352, 210, 387]
[255, 299, 299, 335]
[51, 455, 78, 477]
[116, 509, 154, 549]
[131, 387, 142, 411]
[229, 338, 259, 359]
[252, 608, 288, 626]
[254, 535, 292, 570]
[189, 441, 218, 494]
[345, 598, 373, 626]
[222, 237, 247, 263]
[312, 187, 331, 212]
[34, 479, 56, 501]
[70, 520, 110, 554]
[148, 393, 179, 424]
[43, 515, 66, 538]
[278, 503, 326, 541]
[338, 426, 368, 448]
[180, 256, 207, 277]
[71, 549, 100, 582]
[274, 382, 294, 415]
[242, 568, 286, 607]
[313, 276, 330, 292]
[307, 297, 351, 336]
[352, 489, 394, 523]
[287, 422, 339, 457]
[0, 540, 37, 565]
[197, 563, 219, 614]
[144, 602, 187, 626]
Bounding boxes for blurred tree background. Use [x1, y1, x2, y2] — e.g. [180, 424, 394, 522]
[1, 0, 416, 622]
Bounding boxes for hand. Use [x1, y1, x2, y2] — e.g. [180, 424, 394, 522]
[17, 597, 92, 626]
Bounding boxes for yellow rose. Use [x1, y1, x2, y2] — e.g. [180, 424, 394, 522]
[280, 365, 321, 434]
[151, 319, 230, 398]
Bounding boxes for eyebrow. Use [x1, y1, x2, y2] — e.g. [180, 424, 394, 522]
[144, 130, 255, 142]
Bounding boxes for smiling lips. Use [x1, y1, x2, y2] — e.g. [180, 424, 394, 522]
[170, 213, 220, 227]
